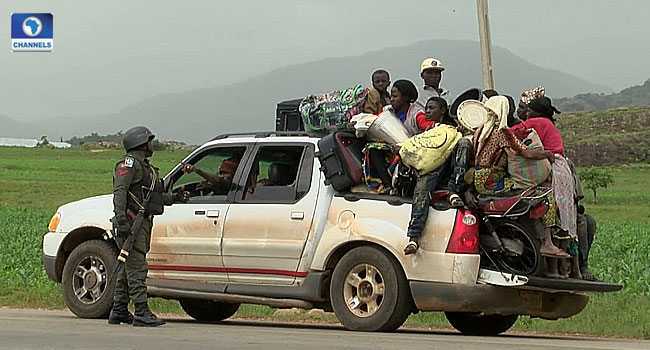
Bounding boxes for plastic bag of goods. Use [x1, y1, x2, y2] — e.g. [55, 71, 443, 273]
[399, 125, 462, 175]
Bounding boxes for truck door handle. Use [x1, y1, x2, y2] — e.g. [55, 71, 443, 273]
[206, 210, 220, 218]
[290, 211, 304, 220]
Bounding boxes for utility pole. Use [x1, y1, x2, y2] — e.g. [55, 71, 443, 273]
[477, 0, 495, 90]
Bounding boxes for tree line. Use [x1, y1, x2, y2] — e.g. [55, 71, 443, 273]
[555, 79, 650, 112]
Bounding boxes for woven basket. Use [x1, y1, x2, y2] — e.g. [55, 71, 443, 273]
[457, 100, 488, 131]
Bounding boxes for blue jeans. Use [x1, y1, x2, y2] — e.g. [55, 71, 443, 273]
[407, 138, 472, 238]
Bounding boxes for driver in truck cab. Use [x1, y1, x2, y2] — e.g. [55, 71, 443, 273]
[182, 158, 239, 195]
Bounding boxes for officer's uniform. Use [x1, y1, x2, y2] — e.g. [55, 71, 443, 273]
[112, 152, 157, 305]
[109, 126, 166, 327]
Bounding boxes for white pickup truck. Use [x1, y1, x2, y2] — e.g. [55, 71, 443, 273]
[43, 131, 620, 335]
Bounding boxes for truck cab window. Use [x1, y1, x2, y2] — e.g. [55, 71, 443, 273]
[240, 145, 313, 203]
[172, 146, 246, 203]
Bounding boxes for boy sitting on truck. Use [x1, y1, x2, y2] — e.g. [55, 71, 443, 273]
[362, 69, 391, 115]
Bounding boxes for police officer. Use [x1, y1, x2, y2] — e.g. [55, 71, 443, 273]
[108, 126, 168, 327]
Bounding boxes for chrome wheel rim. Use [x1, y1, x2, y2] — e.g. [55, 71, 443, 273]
[71, 255, 108, 305]
[343, 263, 385, 318]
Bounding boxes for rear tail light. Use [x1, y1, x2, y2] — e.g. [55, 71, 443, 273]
[48, 212, 61, 232]
[446, 209, 479, 254]
[530, 201, 549, 220]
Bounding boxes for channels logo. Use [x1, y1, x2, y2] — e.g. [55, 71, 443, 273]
[11, 13, 53, 52]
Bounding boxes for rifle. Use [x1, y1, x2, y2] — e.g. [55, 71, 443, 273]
[106, 208, 148, 287]
[116, 208, 147, 264]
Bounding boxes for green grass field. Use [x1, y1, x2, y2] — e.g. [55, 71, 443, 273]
[1, 147, 648, 338]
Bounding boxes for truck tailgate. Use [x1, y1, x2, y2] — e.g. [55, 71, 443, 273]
[522, 276, 622, 293]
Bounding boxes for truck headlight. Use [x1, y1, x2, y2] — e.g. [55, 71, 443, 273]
[48, 212, 61, 232]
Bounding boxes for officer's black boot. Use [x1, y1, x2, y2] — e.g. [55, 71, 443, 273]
[108, 302, 134, 325]
[133, 302, 165, 327]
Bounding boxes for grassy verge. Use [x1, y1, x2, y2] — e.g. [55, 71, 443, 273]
[580, 163, 650, 222]
[0, 147, 648, 338]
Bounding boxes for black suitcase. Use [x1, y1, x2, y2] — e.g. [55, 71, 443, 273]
[316, 132, 364, 191]
[276, 99, 305, 131]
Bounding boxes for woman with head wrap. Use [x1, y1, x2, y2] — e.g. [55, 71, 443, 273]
[364, 79, 419, 194]
[511, 96, 580, 276]
[472, 96, 569, 258]
[517, 86, 545, 121]
[473, 96, 555, 185]
[511, 96, 564, 155]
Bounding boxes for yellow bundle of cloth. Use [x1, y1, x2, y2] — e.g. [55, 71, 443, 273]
[398, 125, 462, 175]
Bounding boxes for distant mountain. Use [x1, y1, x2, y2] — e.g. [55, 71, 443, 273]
[2, 40, 611, 144]
[555, 79, 650, 113]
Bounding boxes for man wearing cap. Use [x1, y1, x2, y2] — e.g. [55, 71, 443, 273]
[414, 58, 451, 112]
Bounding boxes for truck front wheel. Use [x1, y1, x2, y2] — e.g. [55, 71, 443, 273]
[330, 246, 411, 332]
[61, 240, 117, 318]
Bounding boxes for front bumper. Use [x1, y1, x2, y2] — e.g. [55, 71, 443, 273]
[43, 253, 58, 282]
[409, 281, 589, 320]
[43, 231, 68, 282]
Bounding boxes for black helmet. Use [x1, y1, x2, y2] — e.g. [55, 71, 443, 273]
[450, 88, 483, 117]
[123, 126, 155, 151]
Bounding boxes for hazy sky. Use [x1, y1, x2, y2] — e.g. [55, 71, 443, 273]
[2, 0, 649, 121]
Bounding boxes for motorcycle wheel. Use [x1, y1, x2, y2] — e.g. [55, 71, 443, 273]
[480, 219, 541, 276]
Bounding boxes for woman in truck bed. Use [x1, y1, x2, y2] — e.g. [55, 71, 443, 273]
[364, 79, 419, 195]
[472, 96, 569, 259]
[511, 96, 582, 278]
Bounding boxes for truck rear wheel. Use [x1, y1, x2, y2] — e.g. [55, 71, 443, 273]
[61, 240, 117, 318]
[445, 312, 518, 335]
[330, 246, 411, 332]
[180, 299, 240, 322]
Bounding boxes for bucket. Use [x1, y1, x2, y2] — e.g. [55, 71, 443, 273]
[366, 111, 410, 144]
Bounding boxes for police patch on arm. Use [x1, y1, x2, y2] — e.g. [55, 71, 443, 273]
[117, 164, 130, 176]
[117, 157, 135, 176]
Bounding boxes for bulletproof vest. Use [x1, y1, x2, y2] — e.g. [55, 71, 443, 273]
[127, 157, 165, 216]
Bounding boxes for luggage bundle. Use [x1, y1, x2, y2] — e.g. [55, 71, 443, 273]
[316, 131, 365, 191]
[506, 129, 552, 189]
[398, 125, 462, 175]
[275, 99, 304, 131]
[299, 84, 368, 132]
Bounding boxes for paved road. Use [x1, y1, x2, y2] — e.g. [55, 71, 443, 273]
[1, 308, 648, 350]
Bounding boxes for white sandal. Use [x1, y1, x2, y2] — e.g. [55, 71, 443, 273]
[404, 240, 419, 255]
